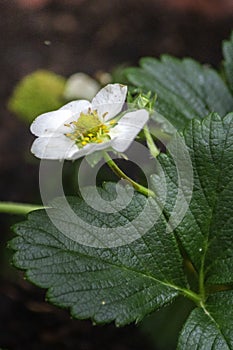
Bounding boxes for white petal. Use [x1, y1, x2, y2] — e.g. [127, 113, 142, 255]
[31, 135, 77, 160]
[67, 143, 95, 159]
[91, 84, 127, 121]
[59, 99, 91, 117]
[110, 109, 149, 152]
[30, 110, 73, 137]
[68, 140, 113, 159]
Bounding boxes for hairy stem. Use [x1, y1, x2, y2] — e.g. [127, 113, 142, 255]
[199, 251, 206, 301]
[0, 202, 43, 215]
[179, 288, 202, 306]
[144, 124, 160, 158]
[104, 152, 155, 197]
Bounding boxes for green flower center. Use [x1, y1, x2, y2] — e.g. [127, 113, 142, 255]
[64, 109, 116, 148]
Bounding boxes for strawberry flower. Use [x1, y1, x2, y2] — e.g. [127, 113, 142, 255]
[30, 84, 149, 160]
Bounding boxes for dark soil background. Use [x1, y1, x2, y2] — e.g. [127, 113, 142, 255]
[0, 0, 233, 349]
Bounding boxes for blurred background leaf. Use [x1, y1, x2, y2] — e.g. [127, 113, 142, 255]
[125, 55, 233, 130]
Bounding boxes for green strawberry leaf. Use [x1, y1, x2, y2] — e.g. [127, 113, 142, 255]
[223, 31, 233, 93]
[178, 291, 233, 350]
[172, 113, 233, 286]
[10, 188, 187, 326]
[125, 56, 233, 130]
[9, 112, 233, 348]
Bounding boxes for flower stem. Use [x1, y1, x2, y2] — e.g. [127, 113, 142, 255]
[199, 244, 207, 301]
[149, 127, 172, 143]
[0, 202, 43, 215]
[104, 152, 155, 197]
[144, 125, 160, 158]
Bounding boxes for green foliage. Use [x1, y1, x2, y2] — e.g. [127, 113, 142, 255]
[173, 113, 233, 286]
[178, 291, 233, 349]
[125, 56, 233, 130]
[223, 31, 233, 93]
[10, 112, 233, 348]
[8, 70, 66, 123]
[10, 189, 186, 326]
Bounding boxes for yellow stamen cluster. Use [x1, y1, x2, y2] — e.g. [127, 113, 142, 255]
[64, 108, 117, 148]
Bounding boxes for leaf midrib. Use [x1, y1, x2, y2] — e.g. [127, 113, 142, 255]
[19, 221, 191, 298]
[201, 302, 232, 350]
